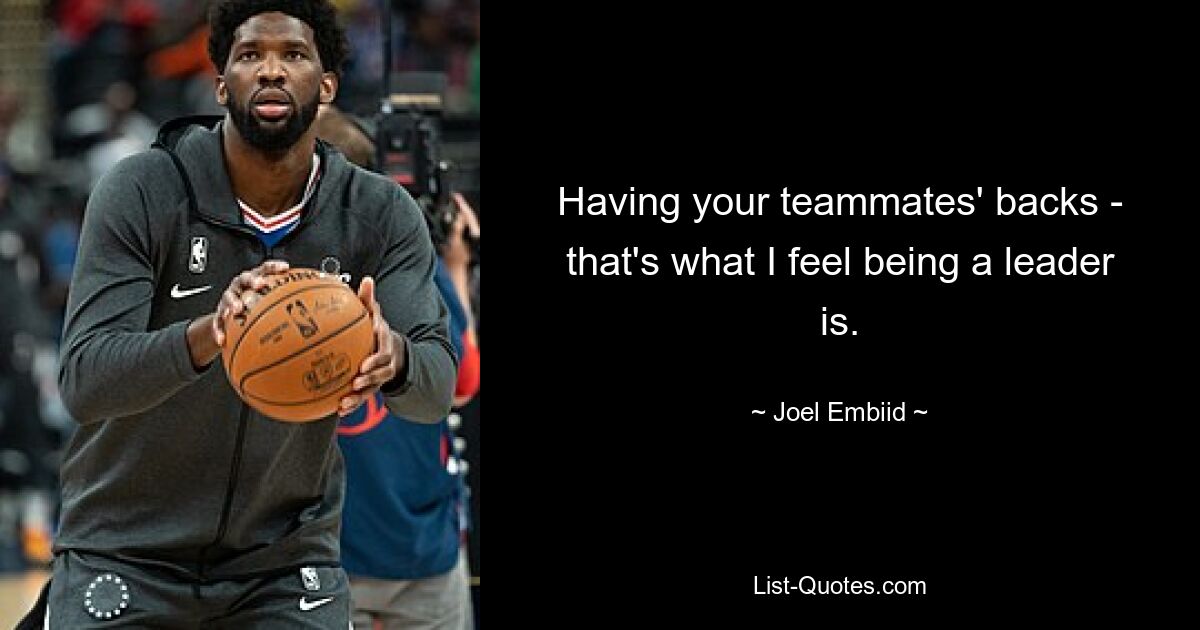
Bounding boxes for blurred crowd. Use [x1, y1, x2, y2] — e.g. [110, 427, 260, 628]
[1, 0, 479, 573]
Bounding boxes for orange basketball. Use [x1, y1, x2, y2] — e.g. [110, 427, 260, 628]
[222, 268, 374, 422]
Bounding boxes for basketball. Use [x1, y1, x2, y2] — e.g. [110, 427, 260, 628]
[221, 268, 374, 422]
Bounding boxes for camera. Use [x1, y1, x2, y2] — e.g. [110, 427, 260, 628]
[375, 72, 463, 250]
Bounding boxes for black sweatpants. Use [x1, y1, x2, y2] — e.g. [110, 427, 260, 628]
[46, 550, 351, 628]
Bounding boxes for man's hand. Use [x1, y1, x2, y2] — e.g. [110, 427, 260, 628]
[187, 260, 289, 370]
[441, 192, 480, 272]
[338, 276, 407, 416]
[212, 260, 291, 347]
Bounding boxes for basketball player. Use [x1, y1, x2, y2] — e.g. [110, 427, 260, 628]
[29, 1, 457, 626]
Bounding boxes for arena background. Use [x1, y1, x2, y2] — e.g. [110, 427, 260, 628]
[0, 0, 481, 625]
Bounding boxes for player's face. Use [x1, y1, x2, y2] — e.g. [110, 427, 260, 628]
[217, 12, 337, 152]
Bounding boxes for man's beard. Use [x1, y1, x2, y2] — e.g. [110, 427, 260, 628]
[227, 89, 319, 153]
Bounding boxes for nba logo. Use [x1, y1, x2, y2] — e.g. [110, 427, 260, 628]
[300, 567, 320, 591]
[287, 300, 320, 338]
[189, 237, 207, 273]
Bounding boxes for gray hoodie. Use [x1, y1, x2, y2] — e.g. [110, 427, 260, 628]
[55, 116, 456, 579]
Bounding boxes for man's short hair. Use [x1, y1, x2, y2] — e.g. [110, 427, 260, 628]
[207, 0, 349, 76]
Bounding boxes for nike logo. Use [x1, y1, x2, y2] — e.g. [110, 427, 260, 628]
[298, 596, 335, 611]
[170, 284, 211, 299]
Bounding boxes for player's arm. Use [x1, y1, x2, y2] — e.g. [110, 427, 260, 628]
[57, 158, 213, 424]
[340, 188, 457, 423]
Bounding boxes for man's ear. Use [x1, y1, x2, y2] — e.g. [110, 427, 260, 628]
[215, 75, 228, 106]
[320, 72, 338, 105]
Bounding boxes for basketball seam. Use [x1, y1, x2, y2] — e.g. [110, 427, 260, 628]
[238, 310, 371, 405]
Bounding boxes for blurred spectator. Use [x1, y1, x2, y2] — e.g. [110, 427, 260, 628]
[48, 0, 159, 156]
[48, 0, 159, 107]
[38, 190, 83, 332]
[335, 0, 392, 115]
[141, 0, 223, 121]
[399, 0, 477, 115]
[1, 162, 57, 571]
[0, 82, 51, 175]
[0, 83, 21, 148]
[59, 81, 157, 187]
[335, 0, 479, 117]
